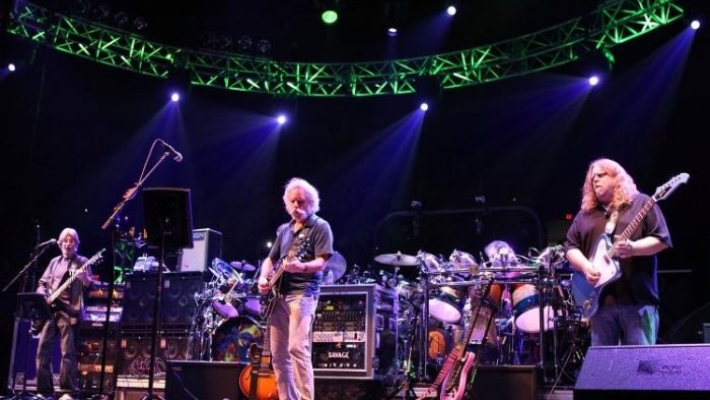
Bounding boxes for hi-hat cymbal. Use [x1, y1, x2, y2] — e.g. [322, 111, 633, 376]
[230, 261, 256, 272]
[325, 251, 347, 281]
[374, 252, 418, 266]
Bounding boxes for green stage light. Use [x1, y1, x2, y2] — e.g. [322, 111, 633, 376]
[322, 10, 338, 25]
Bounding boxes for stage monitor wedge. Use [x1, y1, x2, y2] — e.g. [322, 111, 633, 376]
[574, 344, 710, 399]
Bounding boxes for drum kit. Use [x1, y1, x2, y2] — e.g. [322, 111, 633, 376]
[188, 253, 352, 363]
[373, 246, 589, 385]
[188, 257, 265, 363]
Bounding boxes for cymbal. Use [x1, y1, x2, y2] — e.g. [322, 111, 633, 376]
[325, 251, 347, 281]
[230, 261, 256, 272]
[374, 252, 418, 266]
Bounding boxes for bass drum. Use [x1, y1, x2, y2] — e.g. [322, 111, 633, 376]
[211, 316, 263, 363]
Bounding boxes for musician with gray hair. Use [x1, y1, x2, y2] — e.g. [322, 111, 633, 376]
[257, 178, 334, 400]
[35, 227, 94, 400]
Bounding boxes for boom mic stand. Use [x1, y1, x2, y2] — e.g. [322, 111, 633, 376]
[94, 140, 177, 400]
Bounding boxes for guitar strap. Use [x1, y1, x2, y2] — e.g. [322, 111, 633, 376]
[605, 210, 619, 236]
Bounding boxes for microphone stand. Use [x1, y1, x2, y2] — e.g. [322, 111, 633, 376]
[94, 141, 173, 400]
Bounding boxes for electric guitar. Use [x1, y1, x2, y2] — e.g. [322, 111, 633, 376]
[419, 279, 494, 400]
[238, 327, 278, 400]
[31, 249, 106, 334]
[261, 236, 311, 320]
[572, 173, 689, 318]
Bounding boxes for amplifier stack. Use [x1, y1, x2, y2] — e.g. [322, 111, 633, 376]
[312, 284, 398, 378]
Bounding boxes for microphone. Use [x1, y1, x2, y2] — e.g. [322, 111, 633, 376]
[159, 139, 183, 162]
[536, 245, 564, 263]
[35, 238, 57, 248]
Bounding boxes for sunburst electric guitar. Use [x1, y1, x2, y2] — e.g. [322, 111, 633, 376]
[239, 327, 278, 400]
[31, 249, 106, 334]
[572, 173, 689, 318]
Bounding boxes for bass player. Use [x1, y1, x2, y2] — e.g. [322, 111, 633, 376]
[35, 227, 94, 400]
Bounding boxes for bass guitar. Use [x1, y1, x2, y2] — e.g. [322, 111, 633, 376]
[238, 326, 278, 400]
[572, 173, 689, 318]
[31, 248, 106, 334]
[261, 236, 311, 320]
[418, 279, 494, 400]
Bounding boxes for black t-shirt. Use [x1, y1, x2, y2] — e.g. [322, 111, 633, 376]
[268, 214, 334, 296]
[565, 193, 672, 306]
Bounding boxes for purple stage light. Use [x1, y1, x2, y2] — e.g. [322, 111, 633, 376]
[420, 102, 429, 111]
[277, 114, 287, 125]
[691, 20, 700, 30]
[171, 92, 180, 102]
[588, 75, 600, 86]
[447, 6, 457, 17]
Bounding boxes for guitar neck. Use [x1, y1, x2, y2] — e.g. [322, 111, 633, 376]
[47, 249, 104, 304]
[606, 197, 657, 259]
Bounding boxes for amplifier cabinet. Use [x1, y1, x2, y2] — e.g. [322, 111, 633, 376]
[312, 284, 398, 378]
[122, 271, 204, 329]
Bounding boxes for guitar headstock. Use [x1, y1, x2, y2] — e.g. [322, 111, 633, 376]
[88, 248, 106, 266]
[653, 173, 689, 201]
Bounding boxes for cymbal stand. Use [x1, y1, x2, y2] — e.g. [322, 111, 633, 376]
[418, 261, 430, 383]
[535, 261, 560, 382]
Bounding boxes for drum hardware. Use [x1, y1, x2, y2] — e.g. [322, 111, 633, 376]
[324, 251, 347, 282]
[230, 260, 256, 272]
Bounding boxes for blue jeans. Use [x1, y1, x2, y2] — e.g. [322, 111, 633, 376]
[590, 304, 658, 346]
[268, 294, 318, 400]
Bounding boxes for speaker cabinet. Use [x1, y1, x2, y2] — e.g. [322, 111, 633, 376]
[118, 331, 190, 376]
[8, 319, 62, 391]
[122, 272, 204, 328]
[165, 360, 245, 400]
[314, 377, 386, 399]
[178, 228, 222, 273]
[574, 344, 710, 399]
[470, 365, 541, 400]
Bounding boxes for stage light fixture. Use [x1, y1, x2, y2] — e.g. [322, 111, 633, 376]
[170, 92, 180, 102]
[113, 11, 129, 27]
[420, 102, 429, 111]
[322, 10, 338, 25]
[276, 114, 287, 125]
[387, 27, 398, 37]
[691, 19, 700, 30]
[237, 35, 253, 52]
[447, 6, 457, 17]
[588, 75, 600, 86]
[256, 39, 271, 55]
[8, 63, 16, 72]
[133, 16, 148, 31]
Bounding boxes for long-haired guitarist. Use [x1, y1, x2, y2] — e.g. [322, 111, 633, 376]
[565, 159, 672, 346]
[35, 227, 95, 400]
[257, 178, 334, 400]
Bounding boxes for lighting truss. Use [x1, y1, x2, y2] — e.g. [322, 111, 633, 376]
[6, 0, 684, 97]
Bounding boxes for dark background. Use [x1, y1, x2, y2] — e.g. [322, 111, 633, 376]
[2, 0, 709, 392]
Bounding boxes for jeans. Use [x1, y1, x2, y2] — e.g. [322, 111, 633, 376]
[268, 293, 317, 400]
[590, 304, 659, 346]
[36, 313, 81, 397]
